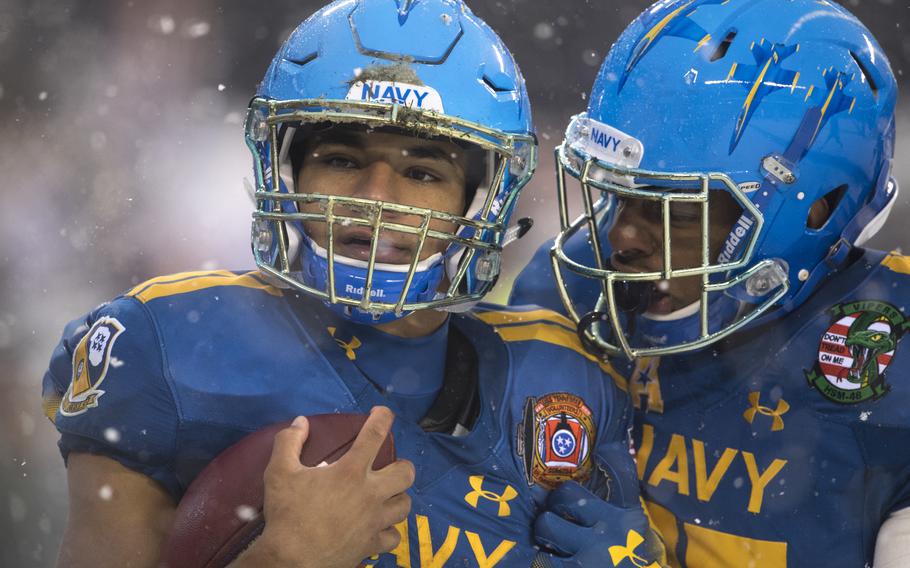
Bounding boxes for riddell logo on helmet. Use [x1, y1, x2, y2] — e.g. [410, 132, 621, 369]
[345, 284, 386, 298]
[347, 81, 445, 113]
[717, 215, 755, 263]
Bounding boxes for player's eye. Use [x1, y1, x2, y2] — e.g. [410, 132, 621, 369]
[626, 199, 663, 224]
[405, 167, 440, 183]
[325, 155, 359, 169]
[669, 203, 702, 225]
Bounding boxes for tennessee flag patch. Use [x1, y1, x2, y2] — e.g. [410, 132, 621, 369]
[60, 317, 126, 416]
[517, 392, 596, 489]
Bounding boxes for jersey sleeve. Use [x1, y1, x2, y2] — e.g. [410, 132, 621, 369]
[854, 412, 910, 512]
[846, 259, 910, 519]
[42, 295, 181, 500]
[586, 374, 641, 510]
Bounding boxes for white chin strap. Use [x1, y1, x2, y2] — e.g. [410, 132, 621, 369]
[306, 235, 444, 273]
[643, 299, 701, 322]
[855, 178, 899, 247]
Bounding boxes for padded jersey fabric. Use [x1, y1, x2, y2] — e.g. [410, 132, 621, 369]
[332, 316, 449, 424]
[43, 269, 640, 567]
[511, 234, 910, 567]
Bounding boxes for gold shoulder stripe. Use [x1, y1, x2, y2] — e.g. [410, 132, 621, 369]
[475, 309, 576, 332]
[43, 393, 62, 424]
[127, 270, 238, 297]
[882, 252, 910, 275]
[493, 323, 628, 392]
[128, 271, 282, 303]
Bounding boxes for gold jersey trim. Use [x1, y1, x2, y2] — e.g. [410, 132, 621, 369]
[127, 271, 282, 303]
[882, 252, 910, 276]
[487, 319, 628, 392]
[475, 308, 576, 332]
[43, 393, 62, 424]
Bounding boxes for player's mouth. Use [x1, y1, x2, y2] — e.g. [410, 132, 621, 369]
[609, 253, 676, 315]
[335, 229, 415, 265]
[645, 284, 674, 315]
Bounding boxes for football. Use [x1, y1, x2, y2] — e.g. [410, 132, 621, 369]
[159, 413, 396, 568]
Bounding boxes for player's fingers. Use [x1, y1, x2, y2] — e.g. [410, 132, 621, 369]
[595, 443, 644, 508]
[530, 551, 572, 568]
[374, 526, 403, 555]
[379, 491, 412, 528]
[266, 416, 309, 474]
[372, 458, 416, 497]
[534, 510, 587, 557]
[347, 406, 394, 470]
[547, 481, 651, 542]
[546, 481, 602, 527]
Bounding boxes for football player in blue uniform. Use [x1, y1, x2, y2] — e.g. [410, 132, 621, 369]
[42, 1, 662, 567]
[510, 0, 909, 566]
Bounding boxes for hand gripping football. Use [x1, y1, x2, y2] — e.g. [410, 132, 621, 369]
[159, 413, 396, 568]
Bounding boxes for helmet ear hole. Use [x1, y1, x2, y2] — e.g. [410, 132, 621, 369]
[849, 51, 879, 99]
[807, 185, 846, 230]
[709, 29, 738, 62]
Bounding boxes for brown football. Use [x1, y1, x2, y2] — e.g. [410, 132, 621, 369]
[159, 413, 396, 568]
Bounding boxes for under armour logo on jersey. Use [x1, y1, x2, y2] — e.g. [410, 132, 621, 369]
[608, 529, 660, 568]
[743, 392, 789, 432]
[327, 327, 362, 361]
[464, 475, 517, 517]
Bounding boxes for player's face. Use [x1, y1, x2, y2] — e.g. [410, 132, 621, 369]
[607, 191, 742, 315]
[296, 128, 468, 265]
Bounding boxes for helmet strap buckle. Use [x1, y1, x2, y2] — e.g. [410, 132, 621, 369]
[824, 237, 853, 271]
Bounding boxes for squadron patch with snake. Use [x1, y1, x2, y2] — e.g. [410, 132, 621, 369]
[805, 301, 908, 404]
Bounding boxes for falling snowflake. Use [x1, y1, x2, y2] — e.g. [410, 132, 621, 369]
[533, 22, 554, 40]
[184, 20, 211, 39]
[150, 15, 176, 35]
[103, 428, 121, 443]
[235, 505, 257, 521]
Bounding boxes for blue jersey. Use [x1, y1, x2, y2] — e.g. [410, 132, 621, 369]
[42, 269, 642, 568]
[511, 235, 910, 567]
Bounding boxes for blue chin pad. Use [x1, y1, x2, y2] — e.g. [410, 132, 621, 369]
[635, 292, 741, 350]
[299, 238, 445, 325]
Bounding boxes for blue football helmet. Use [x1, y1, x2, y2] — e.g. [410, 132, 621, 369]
[552, 0, 898, 358]
[246, 0, 536, 323]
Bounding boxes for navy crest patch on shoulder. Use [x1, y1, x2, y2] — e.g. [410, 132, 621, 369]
[61, 317, 126, 416]
[804, 301, 908, 404]
[517, 392, 595, 489]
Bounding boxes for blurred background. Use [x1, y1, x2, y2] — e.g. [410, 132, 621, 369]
[0, 0, 906, 565]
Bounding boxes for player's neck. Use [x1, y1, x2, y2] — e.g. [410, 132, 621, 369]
[376, 309, 449, 338]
